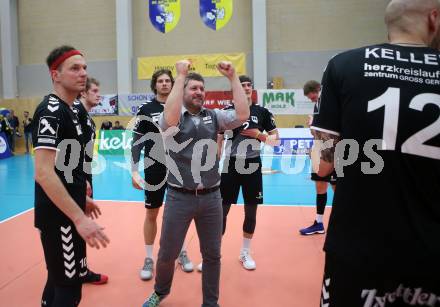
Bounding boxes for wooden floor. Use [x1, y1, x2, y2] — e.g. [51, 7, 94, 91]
[0, 201, 329, 307]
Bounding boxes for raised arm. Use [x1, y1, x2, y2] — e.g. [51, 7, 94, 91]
[163, 60, 191, 127]
[217, 61, 249, 122]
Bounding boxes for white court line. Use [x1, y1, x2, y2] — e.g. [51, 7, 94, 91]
[95, 199, 330, 208]
[0, 201, 329, 223]
[0, 208, 34, 224]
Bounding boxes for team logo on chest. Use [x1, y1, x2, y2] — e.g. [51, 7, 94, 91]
[151, 112, 161, 123]
[251, 116, 258, 124]
[38, 116, 58, 136]
[202, 115, 213, 124]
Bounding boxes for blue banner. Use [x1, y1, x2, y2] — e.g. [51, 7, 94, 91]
[149, 0, 181, 33]
[199, 0, 233, 31]
[273, 138, 314, 155]
[0, 132, 13, 159]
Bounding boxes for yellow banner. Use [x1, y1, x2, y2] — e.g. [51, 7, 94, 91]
[138, 53, 246, 79]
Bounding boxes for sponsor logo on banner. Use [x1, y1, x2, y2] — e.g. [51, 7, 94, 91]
[257, 89, 315, 115]
[273, 138, 314, 155]
[90, 95, 118, 116]
[149, 0, 181, 33]
[118, 93, 155, 116]
[138, 53, 246, 79]
[199, 0, 233, 31]
[98, 130, 133, 155]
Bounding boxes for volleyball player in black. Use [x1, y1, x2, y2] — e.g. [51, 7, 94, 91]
[33, 45, 109, 307]
[311, 1, 440, 305]
[300, 80, 336, 235]
[72, 77, 108, 285]
[220, 75, 279, 270]
[131, 69, 193, 281]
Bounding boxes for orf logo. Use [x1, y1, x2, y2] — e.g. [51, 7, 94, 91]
[0, 135, 7, 154]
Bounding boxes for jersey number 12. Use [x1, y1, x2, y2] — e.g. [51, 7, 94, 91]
[367, 87, 440, 160]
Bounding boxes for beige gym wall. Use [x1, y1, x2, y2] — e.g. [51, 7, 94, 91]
[18, 0, 116, 64]
[267, 0, 389, 52]
[132, 0, 252, 57]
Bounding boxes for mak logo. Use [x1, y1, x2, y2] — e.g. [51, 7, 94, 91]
[262, 90, 295, 109]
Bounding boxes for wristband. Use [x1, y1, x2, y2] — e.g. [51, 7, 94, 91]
[256, 131, 261, 139]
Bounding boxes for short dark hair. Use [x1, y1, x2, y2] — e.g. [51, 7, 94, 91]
[150, 69, 174, 94]
[46, 45, 76, 71]
[239, 75, 253, 84]
[303, 80, 321, 95]
[86, 77, 100, 92]
[184, 72, 204, 88]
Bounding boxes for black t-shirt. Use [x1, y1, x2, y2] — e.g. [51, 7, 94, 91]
[72, 100, 96, 182]
[32, 94, 87, 229]
[132, 98, 167, 174]
[312, 43, 440, 273]
[223, 104, 277, 158]
[23, 117, 33, 133]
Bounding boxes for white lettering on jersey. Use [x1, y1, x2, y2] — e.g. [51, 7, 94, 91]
[361, 284, 440, 307]
[365, 48, 440, 66]
[76, 124, 83, 136]
[151, 112, 161, 123]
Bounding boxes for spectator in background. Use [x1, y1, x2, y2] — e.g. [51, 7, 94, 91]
[23, 111, 33, 153]
[7, 110, 19, 152]
[112, 121, 124, 130]
[100, 120, 112, 130]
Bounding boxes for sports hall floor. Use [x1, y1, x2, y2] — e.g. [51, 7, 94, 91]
[0, 154, 333, 307]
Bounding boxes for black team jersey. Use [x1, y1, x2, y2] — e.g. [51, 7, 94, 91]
[223, 104, 277, 159]
[72, 100, 96, 183]
[131, 98, 167, 174]
[312, 43, 440, 275]
[32, 94, 87, 229]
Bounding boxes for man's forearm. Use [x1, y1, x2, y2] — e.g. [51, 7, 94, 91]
[164, 75, 185, 127]
[261, 131, 280, 147]
[230, 75, 249, 122]
[131, 133, 143, 172]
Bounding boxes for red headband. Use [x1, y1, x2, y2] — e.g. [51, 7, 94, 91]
[49, 50, 83, 71]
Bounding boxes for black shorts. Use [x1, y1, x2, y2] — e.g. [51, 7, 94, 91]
[39, 223, 87, 286]
[144, 172, 167, 209]
[311, 170, 337, 184]
[221, 156, 263, 205]
[321, 253, 440, 307]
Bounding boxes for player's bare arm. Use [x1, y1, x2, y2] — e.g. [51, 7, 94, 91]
[240, 128, 281, 146]
[217, 61, 249, 122]
[35, 149, 110, 249]
[164, 60, 190, 127]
